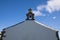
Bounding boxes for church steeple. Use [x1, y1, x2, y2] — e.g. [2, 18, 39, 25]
[26, 8, 35, 20]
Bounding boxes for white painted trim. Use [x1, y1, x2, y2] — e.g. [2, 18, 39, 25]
[35, 21, 58, 31]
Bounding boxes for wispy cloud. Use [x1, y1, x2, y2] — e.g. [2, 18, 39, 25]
[33, 10, 46, 16]
[33, 5, 46, 16]
[33, 0, 60, 16]
[46, 0, 60, 13]
[52, 16, 56, 19]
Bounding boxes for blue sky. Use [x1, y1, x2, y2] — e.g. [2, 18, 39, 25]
[0, 0, 60, 37]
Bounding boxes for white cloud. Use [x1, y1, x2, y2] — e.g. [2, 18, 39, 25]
[46, 0, 60, 13]
[33, 5, 46, 16]
[52, 16, 56, 19]
[33, 0, 60, 16]
[33, 10, 46, 16]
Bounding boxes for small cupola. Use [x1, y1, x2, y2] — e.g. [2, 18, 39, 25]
[26, 8, 35, 20]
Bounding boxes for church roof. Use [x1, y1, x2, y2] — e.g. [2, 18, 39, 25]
[35, 21, 58, 31]
[1, 8, 59, 40]
[3, 8, 58, 32]
[3, 20, 58, 32]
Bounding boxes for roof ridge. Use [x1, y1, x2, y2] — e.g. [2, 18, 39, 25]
[3, 21, 25, 30]
[35, 21, 58, 31]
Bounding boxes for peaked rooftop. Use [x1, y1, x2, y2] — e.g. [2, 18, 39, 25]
[2, 8, 58, 32]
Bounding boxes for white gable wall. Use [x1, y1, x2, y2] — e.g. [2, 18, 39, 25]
[3, 20, 58, 40]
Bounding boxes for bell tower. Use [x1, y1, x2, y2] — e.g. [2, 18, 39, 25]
[26, 8, 35, 20]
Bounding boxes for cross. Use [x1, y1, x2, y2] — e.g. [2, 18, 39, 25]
[28, 8, 32, 12]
